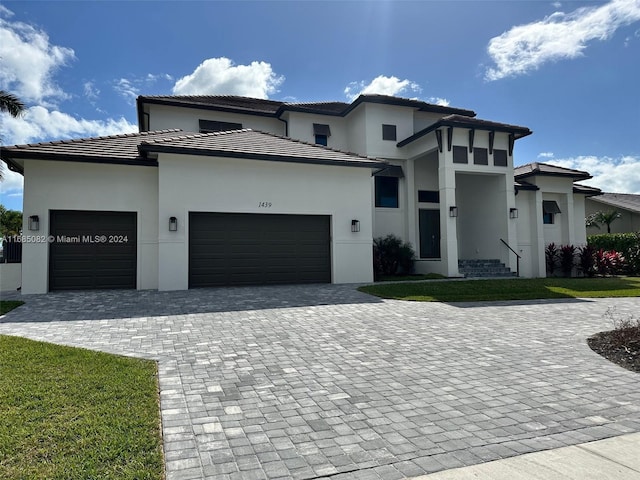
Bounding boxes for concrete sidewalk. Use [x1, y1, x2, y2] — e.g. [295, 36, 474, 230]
[414, 432, 640, 479]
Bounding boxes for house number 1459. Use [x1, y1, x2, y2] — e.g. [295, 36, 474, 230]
[258, 202, 272, 208]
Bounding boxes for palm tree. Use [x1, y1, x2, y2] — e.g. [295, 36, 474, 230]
[0, 91, 25, 180]
[586, 210, 622, 234]
[0, 91, 25, 117]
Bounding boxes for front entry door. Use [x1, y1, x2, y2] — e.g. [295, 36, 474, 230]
[419, 209, 441, 259]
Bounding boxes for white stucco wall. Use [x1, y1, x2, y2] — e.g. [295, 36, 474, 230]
[285, 112, 349, 151]
[362, 104, 414, 159]
[21, 160, 159, 294]
[0, 263, 21, 292]
[147, 104, 285, 135]
[157, 154, 374, 290]
[515, 189, 544, 277]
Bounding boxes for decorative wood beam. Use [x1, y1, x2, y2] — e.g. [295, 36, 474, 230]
[488, 131, 495, 155]
[435, 129, 443, 153]
[468, 129, 475, 153]
[508, 133, 515, 156]
[447, 127, 453, 152]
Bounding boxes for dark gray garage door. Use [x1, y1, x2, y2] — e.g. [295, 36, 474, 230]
[189, 212, 331, 287]
[49, 210, 136, 291]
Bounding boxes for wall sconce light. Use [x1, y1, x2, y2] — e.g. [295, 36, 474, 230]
[169, 216, 178, 232]
[449, 206, 458, 218]
[509, 208, 519, 219]
[28, 215, 40, 231]
[351, 219, 360, 233]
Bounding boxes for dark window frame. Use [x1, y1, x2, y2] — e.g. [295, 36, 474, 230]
[315, 134, 328, 146]
[382, 124, 397, 141]
[375, 176, 399, 208]
[199, 119, 243, 133]
[453, 145, 468, 164]
[543, 212, 554, 224]
[418, 190, 440, 203]
[473, 147, 488, 165]
[493, 149, 508, 167]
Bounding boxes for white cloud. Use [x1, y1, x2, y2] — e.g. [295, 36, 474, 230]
[0, 166, 23, 198]
[538, 152, 555, 158]
[547, 155, 640, 193]
[552, 2, 562, 8]
[428, 97, 450, 107]
[172, 57, 284, 98]
[0, 4, 14, 17]
[114, 78, 139, 101]
[0, 7, 75, 103]
[1, 106, 137, 145]
[485, 0, 640, 81]
[344, 75, 422, 101]
[83, 81, 100, 101]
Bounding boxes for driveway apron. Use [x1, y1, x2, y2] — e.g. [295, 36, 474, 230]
[1, 285, 639, 480]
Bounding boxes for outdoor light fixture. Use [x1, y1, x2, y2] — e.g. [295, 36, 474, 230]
[510, 208, 519, 219]
[449, 206, 458, 218]
[169, 216, 178, 232]
[351, 219, 360, 233]
[28, 215, 39, 231]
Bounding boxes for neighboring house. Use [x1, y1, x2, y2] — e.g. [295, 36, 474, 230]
[585, 193, 640, 234]
[1, 94, 600, 293]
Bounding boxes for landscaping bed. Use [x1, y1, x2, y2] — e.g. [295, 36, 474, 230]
[588, 309, 640, 373]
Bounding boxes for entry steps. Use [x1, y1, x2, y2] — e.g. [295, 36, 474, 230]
[458, 259, 516, 278]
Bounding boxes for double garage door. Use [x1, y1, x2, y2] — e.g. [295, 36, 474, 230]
[189, 212, 331, 287]
[48, 210, 330, 290]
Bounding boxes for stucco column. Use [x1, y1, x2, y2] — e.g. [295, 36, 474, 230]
[565, 192, 576, 245]
[532, 189, 546, 277]
[405, 158, 417, 251]
[438, 150, 460, 277]
[501, 173, 518, 271]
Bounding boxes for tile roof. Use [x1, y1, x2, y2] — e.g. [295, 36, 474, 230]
[588, 192, 640, 212]
[1, 129, 184, 171]
[1, 128, 387, 172]
[573, 184, 602, 196]
[137, 94, 476, 120]
[514, 162, 592, 181]
[397, 114, 532, 147]
[139, 129, 387, 168]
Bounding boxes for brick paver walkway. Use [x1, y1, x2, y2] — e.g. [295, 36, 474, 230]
[1, 285, 639, 480]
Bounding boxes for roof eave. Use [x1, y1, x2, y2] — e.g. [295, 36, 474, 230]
[137, 96, 278, 118]
[0, 149, 157, 168]
[139, 144, 387, 169]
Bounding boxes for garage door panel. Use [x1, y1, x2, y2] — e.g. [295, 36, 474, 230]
[49, 211, 136, 291]
[189, 212, 330, 287]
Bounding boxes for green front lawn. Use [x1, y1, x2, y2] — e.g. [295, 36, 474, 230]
[0, 335, 163, 480]
[0, 300, 24, 315]
[359, 277, 640, 302]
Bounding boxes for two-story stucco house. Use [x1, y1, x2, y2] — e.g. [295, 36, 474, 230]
[1, 94, 600, 293]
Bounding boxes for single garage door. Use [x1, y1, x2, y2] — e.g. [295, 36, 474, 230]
[189, 212, 331, 287]
[49, 210, 137, 291]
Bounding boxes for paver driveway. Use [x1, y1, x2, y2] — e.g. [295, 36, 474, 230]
[1, 285, 640, 480]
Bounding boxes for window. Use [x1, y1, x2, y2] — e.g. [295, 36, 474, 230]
[375, 177, 399, 208]
[313, 124, 331, 146]
[473, 147, 488, 165]
[453, 146, 468, 164]
[382, 124, 397, 141]
[315, 134, 328, 146]
[494, 149, 508, 167]
[418, 190, 440, 203]
[199, 119, 242, 133]
[543, 200, 561, 224]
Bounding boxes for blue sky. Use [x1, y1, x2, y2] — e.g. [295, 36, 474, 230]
[1, 0, 639, 212]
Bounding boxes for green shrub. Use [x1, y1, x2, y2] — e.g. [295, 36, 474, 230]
[588, 233, 640, 275]
[559, 244, 576, 277]
[373, 234, 415, 279]
[578, 244, 597, 277]
[545, 242, 559, 276]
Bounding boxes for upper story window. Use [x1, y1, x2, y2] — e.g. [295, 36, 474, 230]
[453, 146, 468, 164]
[494, 149, 508, 167]
[382, 124, 397, 141]
[313, 123, 331, 146]
[473, 147, 488, 165]
[199, 119, 243, 133]
[542, 200, 561, 224]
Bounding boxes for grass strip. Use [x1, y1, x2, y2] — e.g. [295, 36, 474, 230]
[0, 335, 163, 480]
[359, 277, 640, 302]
